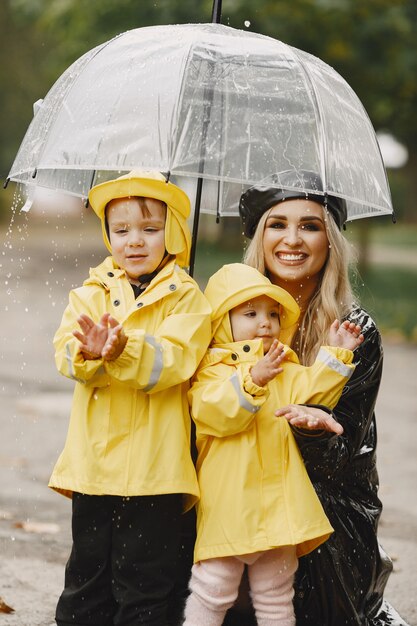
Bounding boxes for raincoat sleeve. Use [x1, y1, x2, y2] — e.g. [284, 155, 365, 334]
[285, 345, 356, 408]
[290, 310, 383, 479]
[53, 288, 108, 385]
[104, 284, 212, 392]
[189, 358, 268, 438]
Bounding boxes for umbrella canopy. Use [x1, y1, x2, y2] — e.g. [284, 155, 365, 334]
[8, 23, 393, 234]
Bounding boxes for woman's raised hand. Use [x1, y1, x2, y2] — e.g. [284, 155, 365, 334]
[328, 319, 364, 351]
[275, 404, 344, 435]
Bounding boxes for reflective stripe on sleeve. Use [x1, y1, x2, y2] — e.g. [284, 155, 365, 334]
[229, 372, 260, 413]
[317, 347, 353, 378]
[65, 343, 84, 383]
[142, 334, 163, 392]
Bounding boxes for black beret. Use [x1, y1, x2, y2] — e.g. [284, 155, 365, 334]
[239, 170, 347, 238]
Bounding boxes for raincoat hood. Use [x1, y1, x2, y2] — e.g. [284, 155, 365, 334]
[88, 170, 192, 268]
[204, 263, 300, 340]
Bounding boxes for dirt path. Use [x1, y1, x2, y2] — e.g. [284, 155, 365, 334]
[0, 214, 416, 625]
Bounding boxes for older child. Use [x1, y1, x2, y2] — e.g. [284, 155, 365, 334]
[49, 170, 211, 626]
[183, 263, 363, 626]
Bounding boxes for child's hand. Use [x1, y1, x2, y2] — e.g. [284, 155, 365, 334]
[101, 316, 127, 361]
[328, 319, 364, 351]
[73, 313, 111, 360]
[250, 339, 285, 387]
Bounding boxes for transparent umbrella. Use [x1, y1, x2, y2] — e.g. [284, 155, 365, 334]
[7, 22, 393, 272]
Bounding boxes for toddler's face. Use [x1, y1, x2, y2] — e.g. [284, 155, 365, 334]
[107, 197, 166, 284]
[229, 295, 281, 353]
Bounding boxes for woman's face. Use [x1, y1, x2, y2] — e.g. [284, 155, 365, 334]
[262, 199, 329, 288]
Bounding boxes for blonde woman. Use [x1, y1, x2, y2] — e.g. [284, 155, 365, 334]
[223, 170, 409, 626]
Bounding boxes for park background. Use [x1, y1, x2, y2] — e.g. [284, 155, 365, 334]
[0, 1, 416, 624]
[1, 0, 417, 336]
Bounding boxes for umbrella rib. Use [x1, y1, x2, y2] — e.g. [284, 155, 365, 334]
[290, 47, 328, 192]
[168, 37, 196, 171]
[170, 40, 221, 275]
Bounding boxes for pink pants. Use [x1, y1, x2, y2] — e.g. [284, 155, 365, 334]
[183, 546, 298, 626]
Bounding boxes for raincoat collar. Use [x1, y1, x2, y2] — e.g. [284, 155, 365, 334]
[84, 255, 181, 298]
[201, 337, 297, 369]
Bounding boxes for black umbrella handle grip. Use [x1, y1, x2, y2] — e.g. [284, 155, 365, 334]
[211, 0, 222, 23]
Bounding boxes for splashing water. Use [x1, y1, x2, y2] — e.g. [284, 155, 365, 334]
[1, 184, 104, 396]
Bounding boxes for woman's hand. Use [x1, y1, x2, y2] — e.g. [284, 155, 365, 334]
[275, 404, 344, 435]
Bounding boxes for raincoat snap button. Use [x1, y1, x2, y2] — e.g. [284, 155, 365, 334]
[231, 353, 237, 361]
[113, 299, 120, 306]
[243, 344, 251, 352]
[107, 272, 114, 277]
[169, 284, 176, 291]
[136, 302, 143, 308]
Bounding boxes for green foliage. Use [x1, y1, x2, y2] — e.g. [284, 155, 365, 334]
[194, 239, 242, 286]
[348, 220, 417, 249]
[352, 265, 417, 339]
[29, 0, 215, 73]
[0, 0, 53, 180]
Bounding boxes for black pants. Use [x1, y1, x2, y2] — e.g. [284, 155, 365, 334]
[55, 492, 182, 626]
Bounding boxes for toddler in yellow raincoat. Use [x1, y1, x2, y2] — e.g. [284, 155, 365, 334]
[183, 263, 364, 626]
[49, 171, 211, 626]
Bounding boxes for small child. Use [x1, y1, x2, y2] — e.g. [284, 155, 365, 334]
[183, 263, 364, 626]
[49, 170, 211, 626]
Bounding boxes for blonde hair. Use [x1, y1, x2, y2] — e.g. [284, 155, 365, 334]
[243, 207, 357, 365]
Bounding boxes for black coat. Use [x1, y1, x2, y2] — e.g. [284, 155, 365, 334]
[224, 307, 409, 626]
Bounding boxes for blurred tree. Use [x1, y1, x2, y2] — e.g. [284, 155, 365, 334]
[26, 0, 214, 77]
[0, 0, 55, 182]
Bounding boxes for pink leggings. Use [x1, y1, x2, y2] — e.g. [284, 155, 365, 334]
[183, 546, 298, 626]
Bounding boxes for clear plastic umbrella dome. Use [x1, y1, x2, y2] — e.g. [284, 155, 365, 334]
[8, 22, 393, 223]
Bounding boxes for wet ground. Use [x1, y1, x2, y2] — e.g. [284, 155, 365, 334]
[0, 213, 416, 625]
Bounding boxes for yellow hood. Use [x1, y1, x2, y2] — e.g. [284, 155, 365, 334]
[204, 263, 300, 340]
[88, 170, 192, 268]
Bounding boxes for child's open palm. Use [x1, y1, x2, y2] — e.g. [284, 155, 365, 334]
[73, 313, 112, 360]
[250, 339, 286, 387]
[102, 318, 127, 361]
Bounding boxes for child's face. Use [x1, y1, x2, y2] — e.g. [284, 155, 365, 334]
[230, 295, 281, 353]
[107, 197, 166, 283]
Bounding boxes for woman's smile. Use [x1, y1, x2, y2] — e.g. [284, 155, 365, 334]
[275, 251, 308, 264]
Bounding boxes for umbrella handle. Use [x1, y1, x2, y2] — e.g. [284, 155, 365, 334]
[189, 179, 203, 278]
[211, 0, 222, 23]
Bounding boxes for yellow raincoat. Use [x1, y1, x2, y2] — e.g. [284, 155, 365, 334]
[189, 264, 356, 562]
[49, 255, 211, 505]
